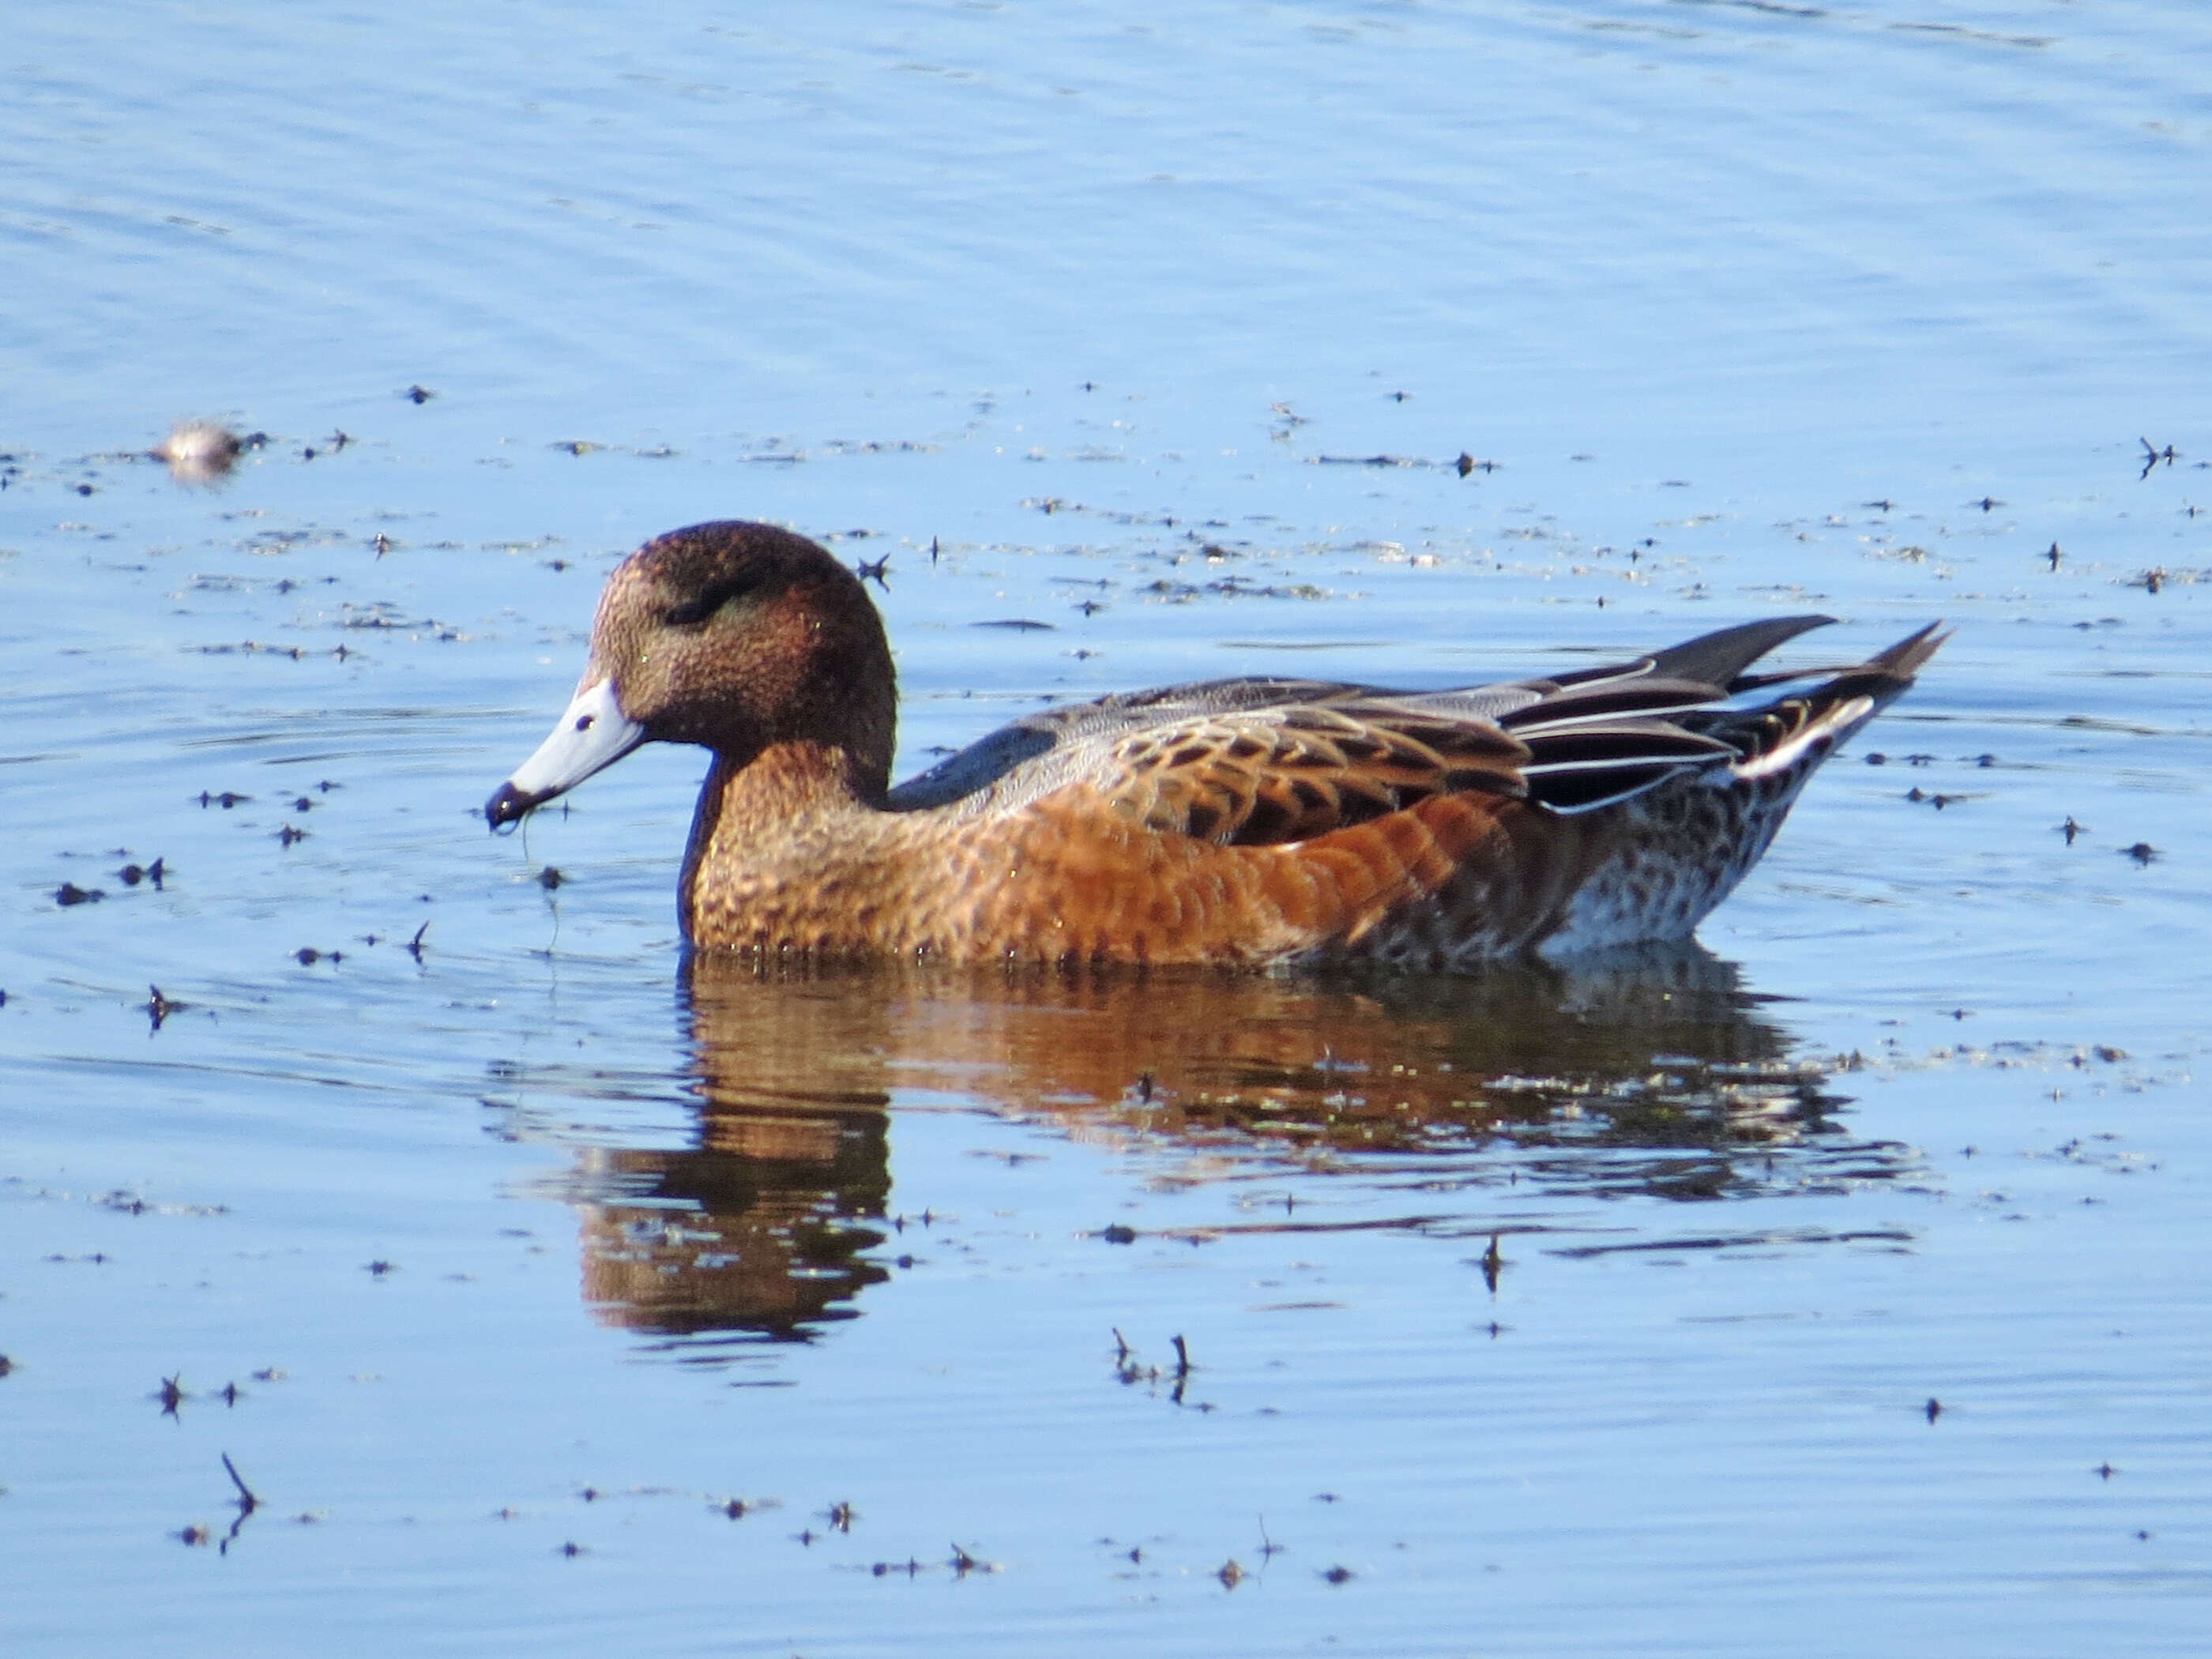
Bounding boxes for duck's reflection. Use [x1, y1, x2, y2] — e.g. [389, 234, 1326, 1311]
[553, 947, 1889, 1345]
[570, 1126, 891, 1346]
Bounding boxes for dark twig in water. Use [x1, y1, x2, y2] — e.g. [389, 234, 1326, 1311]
[1257, 1514, 1285, 1559]
[222, 1452, 260, 1514]
[1111, 1328, 1147, 1386]
[216, 1454, 261, 1554]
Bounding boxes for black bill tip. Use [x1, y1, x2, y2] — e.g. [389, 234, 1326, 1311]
[486, 781, 539, 832]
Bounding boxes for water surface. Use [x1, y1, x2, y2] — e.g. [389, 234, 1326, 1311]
[4, 3, 2210, 1654]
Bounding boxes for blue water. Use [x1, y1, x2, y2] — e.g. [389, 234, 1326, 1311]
[4, 2, 2210, 1653]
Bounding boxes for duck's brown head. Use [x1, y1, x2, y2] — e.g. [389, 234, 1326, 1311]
[487, 521, 896, 828]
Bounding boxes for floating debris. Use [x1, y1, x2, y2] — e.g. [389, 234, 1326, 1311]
[948, 1542, 995, 1576]
[144, 985, 185, 1031]
[152, 419, 244, 485]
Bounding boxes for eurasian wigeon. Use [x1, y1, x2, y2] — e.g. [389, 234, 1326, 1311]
[487, 521, 1943, 967]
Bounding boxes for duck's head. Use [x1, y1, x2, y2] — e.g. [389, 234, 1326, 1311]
[486, 521, 896, 830]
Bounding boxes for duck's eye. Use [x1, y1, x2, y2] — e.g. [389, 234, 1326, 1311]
[663, 576, 755, 628]
[574, 713, 595, 732]
[664, 596, 720, 627]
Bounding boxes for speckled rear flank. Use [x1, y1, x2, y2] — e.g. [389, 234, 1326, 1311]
[1539, 736, 1833, 958]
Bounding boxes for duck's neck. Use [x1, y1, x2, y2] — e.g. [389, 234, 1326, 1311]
[679, 739, 886, 941]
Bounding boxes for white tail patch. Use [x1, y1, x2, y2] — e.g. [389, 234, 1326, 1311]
[1732, 694, 1875, 781]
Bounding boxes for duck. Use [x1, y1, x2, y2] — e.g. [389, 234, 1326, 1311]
[486, 520, 1943, 968]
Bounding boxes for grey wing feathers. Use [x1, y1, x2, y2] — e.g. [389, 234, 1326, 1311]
[1638, 614, 1839, 690]
[885, 721, 1061, 811]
